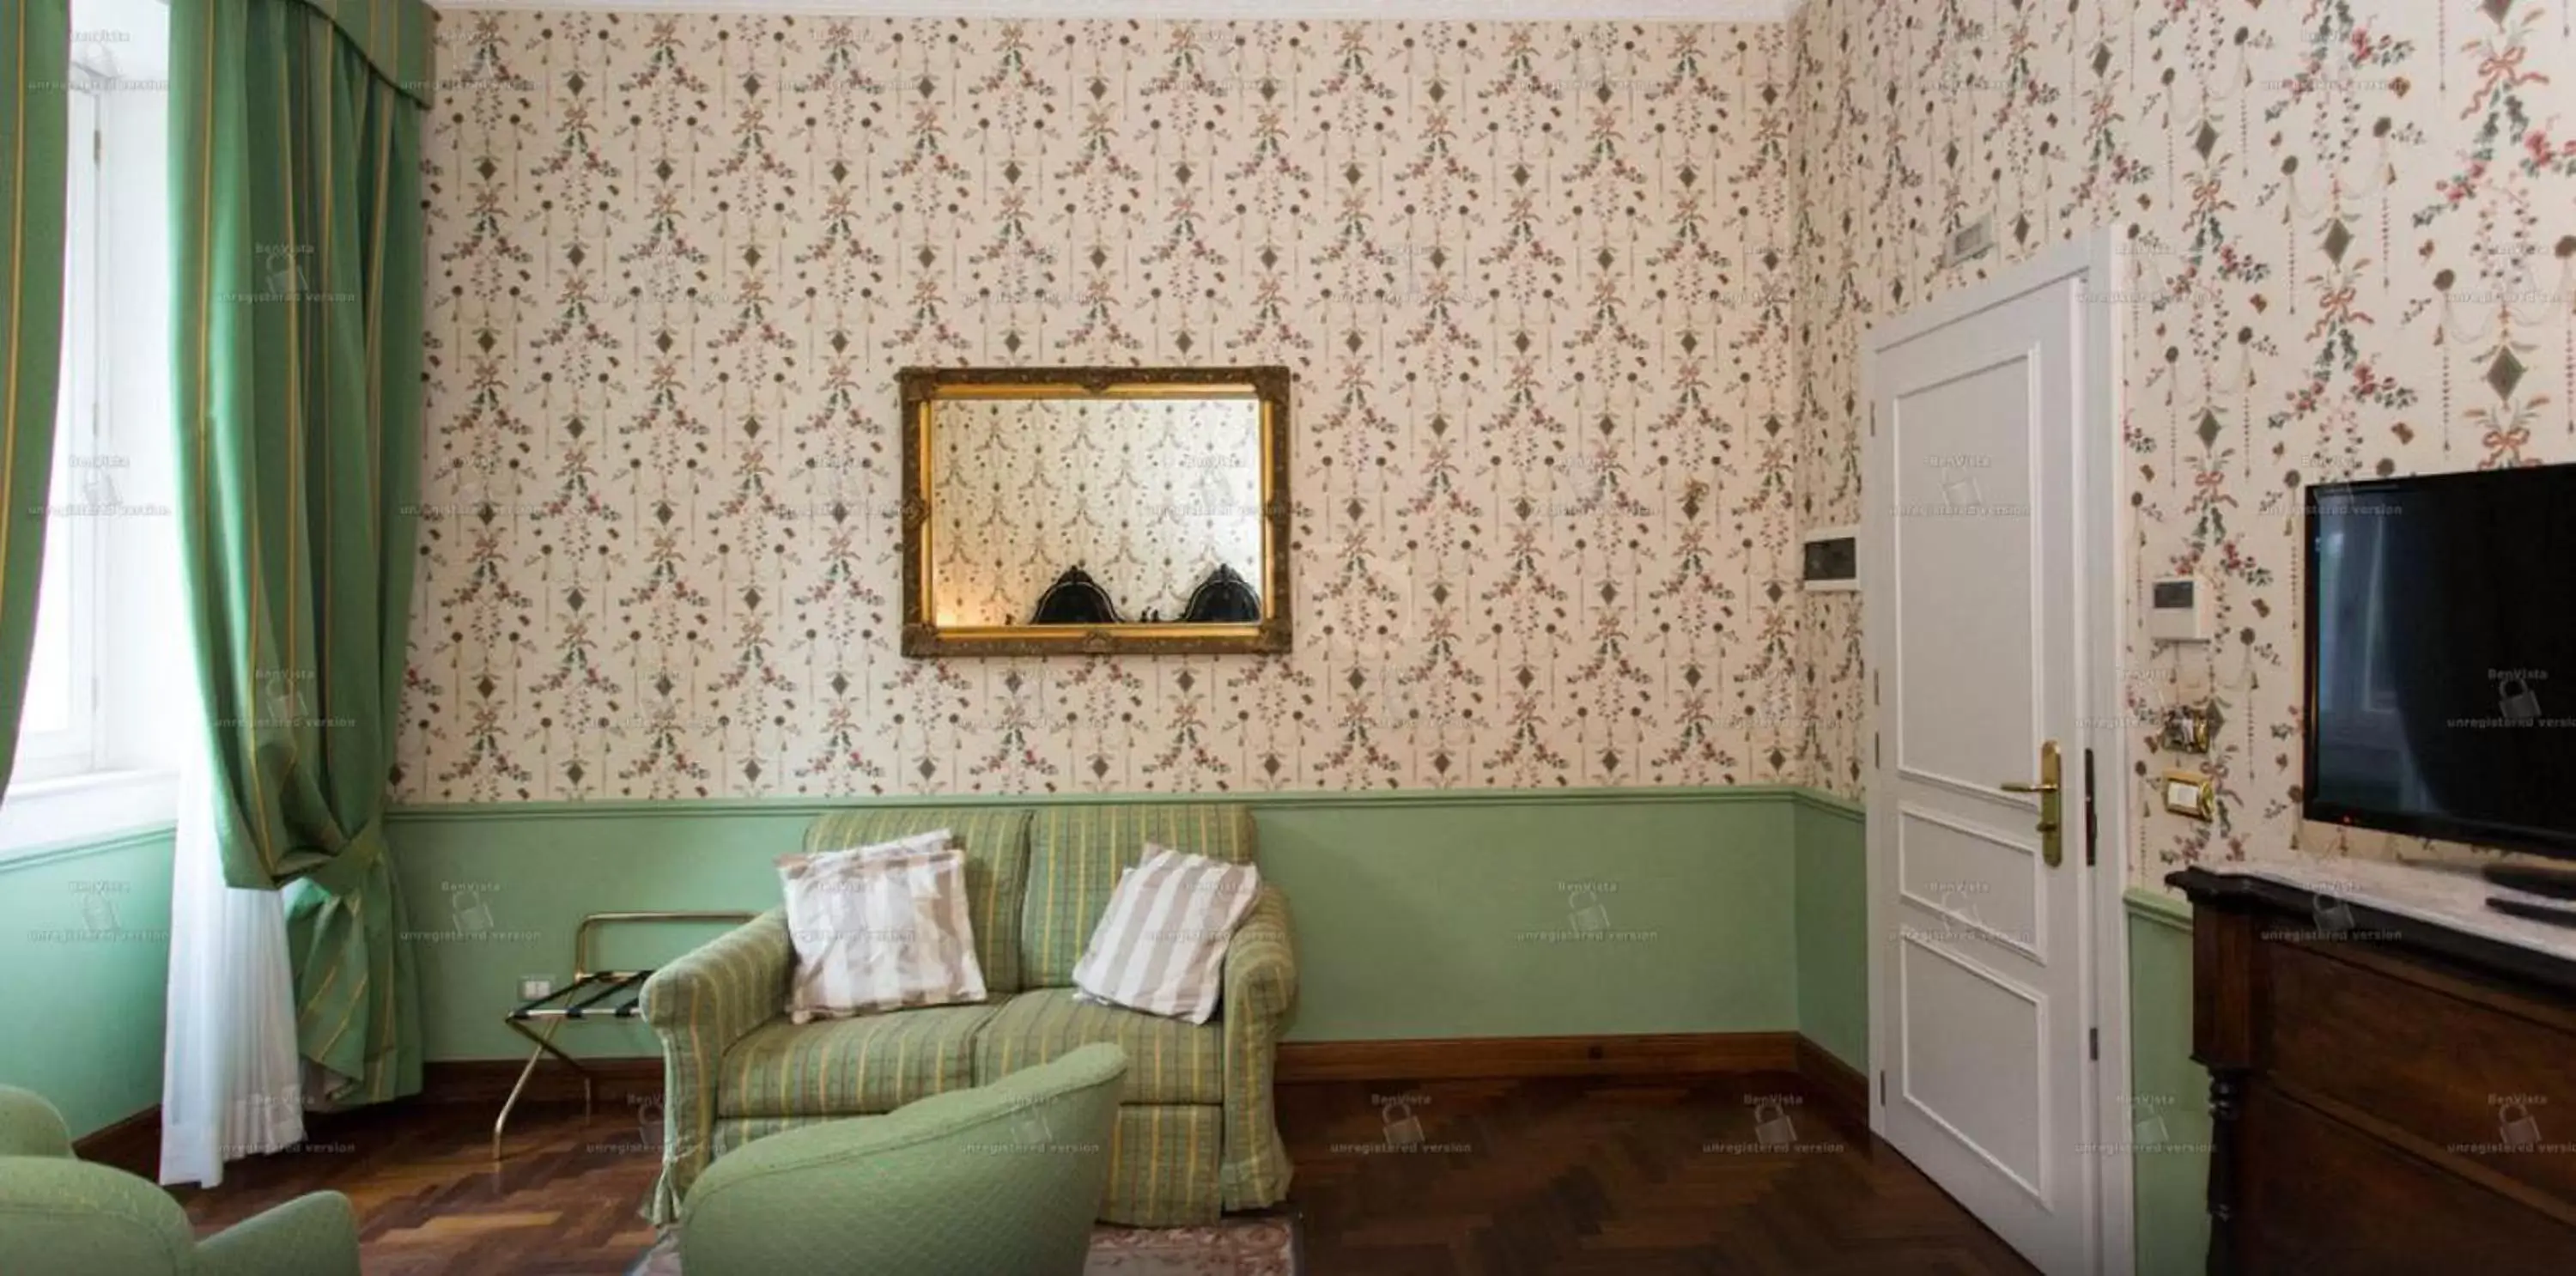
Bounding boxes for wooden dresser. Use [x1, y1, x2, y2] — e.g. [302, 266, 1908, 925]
[2171, 866, 2576, 1274]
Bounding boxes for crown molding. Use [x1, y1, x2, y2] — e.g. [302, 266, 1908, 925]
[426, 0, 1801, 22]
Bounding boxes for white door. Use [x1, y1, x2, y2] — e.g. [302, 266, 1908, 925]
[1864, 253, 2114, 1276]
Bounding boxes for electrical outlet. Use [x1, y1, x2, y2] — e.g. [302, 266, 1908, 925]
[519, 975, 554, 1003]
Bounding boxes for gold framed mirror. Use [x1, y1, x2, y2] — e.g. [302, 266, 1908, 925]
[898, 366, 1292, 657]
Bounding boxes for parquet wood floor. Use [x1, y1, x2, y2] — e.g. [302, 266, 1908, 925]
[175, 1072, 2038, 1275]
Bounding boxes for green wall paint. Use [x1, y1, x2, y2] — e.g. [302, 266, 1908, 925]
[2126, 889, 2210, 1276]
[1253, 798, 1794, 1040]
[0, 829, 174, 1138]
[1792, 793, 1868, 1069]
[385, 788, 1834, 1060]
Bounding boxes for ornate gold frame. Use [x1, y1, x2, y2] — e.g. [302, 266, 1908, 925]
[898, 366, 1293, 657]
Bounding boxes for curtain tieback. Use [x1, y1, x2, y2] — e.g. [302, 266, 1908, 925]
[298, 817, 391, 899]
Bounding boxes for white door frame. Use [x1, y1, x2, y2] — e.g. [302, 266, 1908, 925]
[1859, 232, 2133, 1276]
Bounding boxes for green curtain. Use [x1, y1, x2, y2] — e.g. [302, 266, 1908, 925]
[173, 0, 433, 1107]
[0, 4, 70, 793]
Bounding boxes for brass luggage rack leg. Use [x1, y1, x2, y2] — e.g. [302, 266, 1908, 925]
[490, 910, 756, 1163]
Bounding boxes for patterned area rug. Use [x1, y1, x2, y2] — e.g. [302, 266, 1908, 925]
[629, 1216, 1299, 1275]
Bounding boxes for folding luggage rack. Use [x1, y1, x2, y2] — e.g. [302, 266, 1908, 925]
[492, 910, 757, 1161]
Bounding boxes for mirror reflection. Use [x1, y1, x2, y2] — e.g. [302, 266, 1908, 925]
[930, 397, 1262, 628]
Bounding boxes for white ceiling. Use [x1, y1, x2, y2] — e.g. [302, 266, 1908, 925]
[427, 0, 1801, 21]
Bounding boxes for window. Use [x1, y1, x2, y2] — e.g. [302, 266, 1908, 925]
[0, 0, 178, 852]
[15, 79, 105, 784]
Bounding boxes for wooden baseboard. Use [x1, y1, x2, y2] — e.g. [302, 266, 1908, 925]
[411, 1032, 1862, 1098]
[1274, 1031, 1802, 1082]
[72, 1106, 161, 1180]
[1794, 1035, 1869, 1133]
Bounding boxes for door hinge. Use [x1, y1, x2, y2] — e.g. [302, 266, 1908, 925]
[1873, 733, 1881, 769]
[92, 129, 101, 163]
[1879, 1071, 1887, 1105]
[2082, 746, 2099, 868]
[2088, 1027, 2099, 1061]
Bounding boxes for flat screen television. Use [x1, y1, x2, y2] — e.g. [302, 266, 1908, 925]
[2305, 464, 2576, 859]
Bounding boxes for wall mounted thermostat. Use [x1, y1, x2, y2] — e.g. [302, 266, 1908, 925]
[1801, 526, 1858, 592]
[2148, 576, 2212, 644]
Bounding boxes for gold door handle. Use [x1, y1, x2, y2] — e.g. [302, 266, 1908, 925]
[1999, 740, 2065, 867]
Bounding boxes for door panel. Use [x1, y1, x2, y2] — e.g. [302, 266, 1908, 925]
[1869, 276, 2098, 1275]
[1892, 357, 2038, 789]
[1899, 936, 2047, 1194]
[1896, 805, 2041, 955]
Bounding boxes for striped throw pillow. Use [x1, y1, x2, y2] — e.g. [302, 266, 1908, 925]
[778, 835, 987, 1023]
[1071, 844, 1262, 1024]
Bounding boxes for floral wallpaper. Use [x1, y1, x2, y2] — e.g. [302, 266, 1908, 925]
[928, 397, 1264, 627]
[1787, 0, 2576, 887]
[400, 13, 1802, 799]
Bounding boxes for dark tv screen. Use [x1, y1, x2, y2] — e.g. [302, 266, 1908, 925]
[2305, 465, 2576, 858]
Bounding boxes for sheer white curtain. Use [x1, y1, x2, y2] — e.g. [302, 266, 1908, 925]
[157, 738, 304, 1187]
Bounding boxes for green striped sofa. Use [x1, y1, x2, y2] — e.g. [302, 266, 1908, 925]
[641, 804, 1297, 1228]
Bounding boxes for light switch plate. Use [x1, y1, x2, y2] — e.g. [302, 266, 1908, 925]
[519, 975, 554, 1002]
[2161, 771, 2216, 821]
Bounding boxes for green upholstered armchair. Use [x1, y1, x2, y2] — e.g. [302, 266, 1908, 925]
[678, 1042, 1127, 1276]
[0, 1085, 361, 1276]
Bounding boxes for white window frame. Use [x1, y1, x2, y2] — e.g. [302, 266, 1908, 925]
[0, 41, 180, 860]
[10, 76, 107, 787]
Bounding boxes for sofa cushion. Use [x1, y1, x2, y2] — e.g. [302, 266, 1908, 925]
[804, 807, 1032, 992]
[1020, 805, 1255, 987]
[1072, 847, 1261, 1024]
[718, 1001, 1007, 1118]
[975, 988, 1224, 1105]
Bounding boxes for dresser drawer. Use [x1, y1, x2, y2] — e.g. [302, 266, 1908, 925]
[2241, 1081, 2576, 1276]
[2261, 937, 2576, 1206]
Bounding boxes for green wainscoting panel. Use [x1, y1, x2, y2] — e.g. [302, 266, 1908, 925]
[1791, 792, 1868, 1070]
[2125, 888, 2209, 1276]
[0, 829, 175, 1138]
[385, 788, 1809, 1060]
[1252, 797, 1795, 1041]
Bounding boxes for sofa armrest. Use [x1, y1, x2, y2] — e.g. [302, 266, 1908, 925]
[1223, 887, 1297, 1032]
[680, 1044, 1127, 1276]
[641, 909, 793, 1224]
[641, 908, 793, 1041]
[1218, 886, 1296, 1210]
[0, 1156, 195, 1274]
[196, 1191, 361, 1276]
[0, 1085, 74, 1158]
